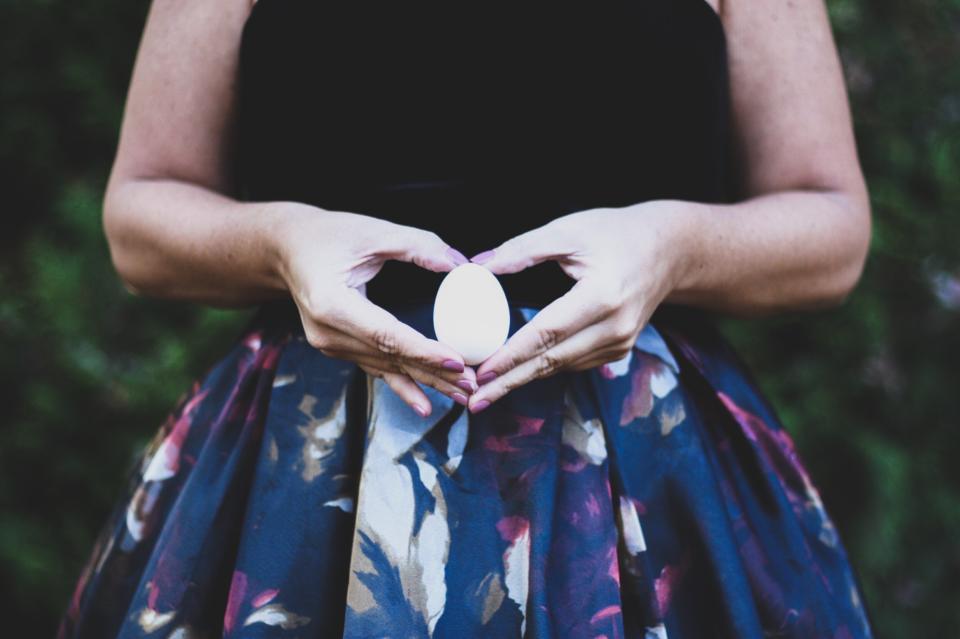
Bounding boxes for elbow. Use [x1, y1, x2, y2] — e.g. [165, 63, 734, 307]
[823, 185, 873, 308]
[102, 180, 151, 298]
[825, 251, 867, 309]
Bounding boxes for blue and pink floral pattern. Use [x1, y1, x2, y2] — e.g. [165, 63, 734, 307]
[57, 301, 875, 638]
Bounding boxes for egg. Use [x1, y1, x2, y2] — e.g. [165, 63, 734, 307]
[433, 262, 510, 365]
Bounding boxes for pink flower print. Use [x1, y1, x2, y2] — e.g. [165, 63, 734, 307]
[142, 389, 209, 482]
[252, 589, 279, 608]
[654, 552, 692, 618]
[496, 515, 531, 636]
[620, 354, 677, 426]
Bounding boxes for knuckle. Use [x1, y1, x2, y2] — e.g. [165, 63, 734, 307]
[311, 332, 332, 350]
[595, 284, 625, 315]
[606, 294, 627, 315]
[372, 326, 402, 358]
[303, 291, 331, 322]
[380, 360, 401, 374]
[613, 343, 633, 360]
[536, 326, 562, 353]
[537, 351, 565, 378]
[612, 317, 636, 342]
[304, 328, 326, 351]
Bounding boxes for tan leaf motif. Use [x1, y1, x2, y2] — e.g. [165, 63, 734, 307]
[297, 389, 348, 482]
[474, 571, 506, 625]
[659, 400, 686, 436]
[243, 604, 311, 629]
[138, 607, 175, 633]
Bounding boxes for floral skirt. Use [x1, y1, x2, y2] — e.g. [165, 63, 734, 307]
[57, 297, 875, 639]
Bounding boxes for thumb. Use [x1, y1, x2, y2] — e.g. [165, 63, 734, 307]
[469, 223, 572, 275]
[376, 223, 469, 273]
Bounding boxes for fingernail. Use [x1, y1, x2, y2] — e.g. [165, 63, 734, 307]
[470, 399, 491, 414]
[452, 392, 469, 406]
[446, 247, 469, 266]
[442, 359, 465, 372]
[477, 370, 498, 385]
[456, 379, 477, 394]
[470, 249, 496, 264]
[413, 404, 429, 417]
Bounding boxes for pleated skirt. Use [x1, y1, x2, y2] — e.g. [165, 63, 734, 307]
[56, 297, 875, 639]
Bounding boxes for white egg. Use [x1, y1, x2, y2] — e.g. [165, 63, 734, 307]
[433, 263, 510, 366]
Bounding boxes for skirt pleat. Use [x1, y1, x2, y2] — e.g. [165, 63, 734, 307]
[57, 300, 874, 639]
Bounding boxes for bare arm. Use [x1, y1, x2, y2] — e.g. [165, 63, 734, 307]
[103, 0, 290, 308]
[662, 0, 872, 317]
[100, 0, 482, 415]
[447, 0, 872, 410]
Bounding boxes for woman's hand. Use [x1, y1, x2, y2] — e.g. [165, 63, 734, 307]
[272, 205, 480, 417]
[464, 202, 692, 413]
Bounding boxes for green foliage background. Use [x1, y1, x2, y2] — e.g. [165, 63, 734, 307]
[1, 0, 957, 636]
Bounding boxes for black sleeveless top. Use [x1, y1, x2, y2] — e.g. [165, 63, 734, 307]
[234, 0, 734, 310]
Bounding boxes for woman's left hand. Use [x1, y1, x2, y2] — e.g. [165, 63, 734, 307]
[465, 202, 693, 413]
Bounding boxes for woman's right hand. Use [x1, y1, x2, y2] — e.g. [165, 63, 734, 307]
[270, 204, 478, 417]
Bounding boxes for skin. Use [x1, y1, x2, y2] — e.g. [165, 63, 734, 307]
[465, 0, 871, 412]
[103, 0, 870, 417]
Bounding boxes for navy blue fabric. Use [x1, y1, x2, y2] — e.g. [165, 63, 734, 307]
[57, 299, 875, 638]
[57, 0, 876, 636]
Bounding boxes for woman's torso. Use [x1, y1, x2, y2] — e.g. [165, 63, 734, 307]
[234, 0, 734, 309]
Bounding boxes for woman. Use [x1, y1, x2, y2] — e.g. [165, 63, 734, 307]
[57, 0, 875, 636]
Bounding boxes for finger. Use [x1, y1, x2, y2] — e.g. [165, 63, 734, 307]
[469, 221, 574, 275]
[375, 222, 468, 272]
[537, 320, 633, 373]
[396, 361, 472, 408]
[474, 277, 616, 383]
[314, 325, 478, 392]
[468, 318, 624, 412]
[358, 363, 433, 417]
[567, 346, 633, 372]
[332, 349, 474, 403]
[320, 287, 469, 373]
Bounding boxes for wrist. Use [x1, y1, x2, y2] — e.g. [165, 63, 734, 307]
[259, 201, 315, 295]
[626, 199, 710, 302]
[665, 202, 710, 299]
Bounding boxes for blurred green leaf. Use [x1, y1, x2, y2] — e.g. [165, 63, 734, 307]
[1, 0, 958, 636]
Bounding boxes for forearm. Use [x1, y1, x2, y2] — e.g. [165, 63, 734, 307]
[655, 189, 872, 318]
[103, 176, 303, 308]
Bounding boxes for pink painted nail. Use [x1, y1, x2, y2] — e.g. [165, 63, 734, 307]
[470, 249, 496, 264]
[446, 247, 469, 265]
[413, 403, 429, 417]
[452, 392, 469, 406]
[470, 399, 491, 414]
[477, 371, 498, 385]
[456, 379, 477, 394]
[442, 359, 465, 372]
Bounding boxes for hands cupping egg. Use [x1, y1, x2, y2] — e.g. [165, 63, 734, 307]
[432, 263, 510, 366]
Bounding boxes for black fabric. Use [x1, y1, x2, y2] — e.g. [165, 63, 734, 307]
[233, 0, 734, 309]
